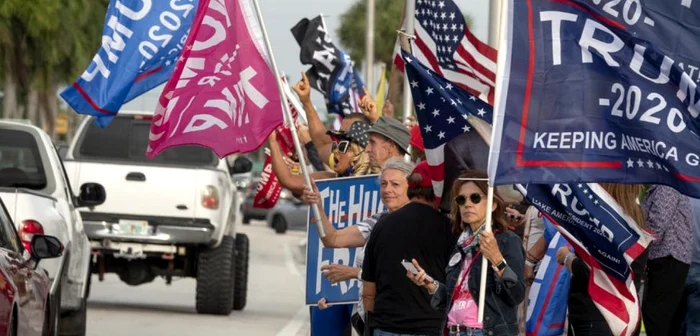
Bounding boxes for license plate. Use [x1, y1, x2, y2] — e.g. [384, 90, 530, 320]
[118, 220, 149, 235]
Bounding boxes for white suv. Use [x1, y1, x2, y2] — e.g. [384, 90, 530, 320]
[62, 111, 252, 315]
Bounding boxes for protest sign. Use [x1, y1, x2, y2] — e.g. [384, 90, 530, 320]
[489, 0, 700, 197]
[305, 175, 385, 305]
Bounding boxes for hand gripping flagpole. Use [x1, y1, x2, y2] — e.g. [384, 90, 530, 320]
[251, 0, 325, 237]
[478, 0, 510, 323]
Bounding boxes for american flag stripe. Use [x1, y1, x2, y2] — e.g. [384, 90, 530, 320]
[392, 0, 498, 105]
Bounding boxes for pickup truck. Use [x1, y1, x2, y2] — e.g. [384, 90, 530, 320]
[63, 111, 252, 316]
[0, 121, 105, 336]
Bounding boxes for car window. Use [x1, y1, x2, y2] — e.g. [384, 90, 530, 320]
[76, 117, 218, 167]
[0, 202, 21, 253]
[0, 130, 48, 190]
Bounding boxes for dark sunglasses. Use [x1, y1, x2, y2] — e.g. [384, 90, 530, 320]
[454, 193, 483, 206]
[332, 140, 351, 154]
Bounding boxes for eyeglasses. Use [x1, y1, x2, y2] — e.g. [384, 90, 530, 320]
[454, 193, 483, 206]
[332, 140, 351, 154]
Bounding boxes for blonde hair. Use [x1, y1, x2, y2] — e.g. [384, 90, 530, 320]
[350, 143, 380, 176]
[600, 183, 645, 229]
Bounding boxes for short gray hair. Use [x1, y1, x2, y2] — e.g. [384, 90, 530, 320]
[381, 157, 415, 178]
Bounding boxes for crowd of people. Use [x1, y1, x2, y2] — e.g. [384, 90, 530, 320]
[269, 73, 700, 336]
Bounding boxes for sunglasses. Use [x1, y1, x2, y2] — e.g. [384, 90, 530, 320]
[332, 140, 351, 154]
[454, 193, 483, 206]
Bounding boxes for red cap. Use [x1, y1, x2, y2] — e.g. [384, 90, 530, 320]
[410, 125, 424, 152]
[408, 161, 432, 188]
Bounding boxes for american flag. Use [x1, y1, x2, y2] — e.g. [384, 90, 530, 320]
[401, 50, 492, 201]
[393, 0, 498, 104]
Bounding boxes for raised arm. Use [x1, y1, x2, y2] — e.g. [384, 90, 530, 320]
[293, 72, 334, 163]
[301, 182, 374, 248]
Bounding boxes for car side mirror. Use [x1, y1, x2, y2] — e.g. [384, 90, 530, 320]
[77, 182, 106, 208]
[229, 157, 253, 175]
[30, 235, 64, 260]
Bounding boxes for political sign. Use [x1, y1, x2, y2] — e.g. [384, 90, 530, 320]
[526, 218, 571, 336]
[61, 0, 197, 127]
[488, 0, 700, 197]
[305, 175, 385, 305]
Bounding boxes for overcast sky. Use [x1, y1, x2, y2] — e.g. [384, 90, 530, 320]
[122, 0, 491, 118]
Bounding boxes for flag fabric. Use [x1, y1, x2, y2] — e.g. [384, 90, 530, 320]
[375, 65, 388, 116]
[488, 0, 700, 198]
[401, 50, 493, 201]
[252, 94, 299, 209]
[290, 15, 365, 116]
[525, 217, 571, 336]
[147, 0, 284, 159]
[60, 0, 198, 127]
[392, 0, 498, 104]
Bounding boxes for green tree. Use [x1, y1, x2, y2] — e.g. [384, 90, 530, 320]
[0, 0, 107, 137]
[337, 0, 474, 69]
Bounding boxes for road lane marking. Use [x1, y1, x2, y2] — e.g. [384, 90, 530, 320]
[275, 305, 308, 336]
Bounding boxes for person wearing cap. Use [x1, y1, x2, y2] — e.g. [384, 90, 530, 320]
[267, 120, 378, 197]
[366, 116, 412, 168]
[361, 161, 456, 336]
[407, 169, 525, 336]
[293, 72, 372, 166]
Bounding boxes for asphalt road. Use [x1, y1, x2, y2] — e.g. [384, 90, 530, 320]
[85, 220, 311, 336]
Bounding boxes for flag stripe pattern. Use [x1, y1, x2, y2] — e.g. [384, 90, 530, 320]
[393, 0, 498, 104]
[401, 50, 492, 202]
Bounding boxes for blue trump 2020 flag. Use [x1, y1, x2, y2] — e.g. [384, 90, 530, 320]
[488, 0, 700, 197]
[60, 0, 198, 127]
[526, 217, 570, 336]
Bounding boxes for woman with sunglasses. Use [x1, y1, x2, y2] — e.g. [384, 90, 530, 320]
[267, 120, 379, 197]
[407, 170, 526, 336]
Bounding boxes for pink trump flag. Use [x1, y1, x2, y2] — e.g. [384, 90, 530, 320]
[147, 0, 284, 158]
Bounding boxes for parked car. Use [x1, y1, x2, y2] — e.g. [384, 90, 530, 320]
[62, 111, 252, 316]
[0, 197, 64, 336]
[0, 121, 102, 335]
[241, 175, 268, 224]
[265, 189, 309, 234]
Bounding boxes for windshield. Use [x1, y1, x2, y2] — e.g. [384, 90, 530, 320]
[0, 130, 48, 190]
[77, 116, 218, 167]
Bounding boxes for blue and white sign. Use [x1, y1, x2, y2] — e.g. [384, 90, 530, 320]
[60, 0, 198, 127]
[489, 0, 700, 197]
[305, 175, 385, 305]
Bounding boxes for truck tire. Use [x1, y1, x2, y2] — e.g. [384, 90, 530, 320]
[233, 233, 249, 311]
[58, 298, 86, 336]
[196, 235, 235, 315]
[272, 215, 287, 234]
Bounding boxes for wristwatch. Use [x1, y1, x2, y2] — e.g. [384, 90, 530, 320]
[427, 280, 439, 295]
[492, 259, 507, 272]
[357, 269, 363, 280]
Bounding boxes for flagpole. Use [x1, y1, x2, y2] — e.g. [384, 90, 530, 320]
[400, 0, 416, 122]
[478, 0, 509, 323]
[365, 0, 376, 89]
[252, 0, 325, 237]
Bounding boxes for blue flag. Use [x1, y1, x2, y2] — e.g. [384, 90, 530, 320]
[526, 217, 570, 336]
[488, 0, 700, 197]
[60, 0, 198, 127]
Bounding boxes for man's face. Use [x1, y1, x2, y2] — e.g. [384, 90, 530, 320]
[366, 133, 394, 167]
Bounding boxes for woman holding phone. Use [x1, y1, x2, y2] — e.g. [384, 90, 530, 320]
[407, 170, 526, 336]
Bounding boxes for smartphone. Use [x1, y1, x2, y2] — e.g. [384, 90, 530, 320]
[401, 259, 433, 282]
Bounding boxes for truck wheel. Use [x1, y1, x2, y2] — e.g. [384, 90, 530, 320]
[196, 235, 235, 315]
[233, 233, 249, 310]
[242, 216, 251, 225]
[272, 216, 287, 234]
[58, 298, 86, 336]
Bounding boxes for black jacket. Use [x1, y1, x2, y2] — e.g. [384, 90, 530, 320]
[431, 231, 526, 336]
